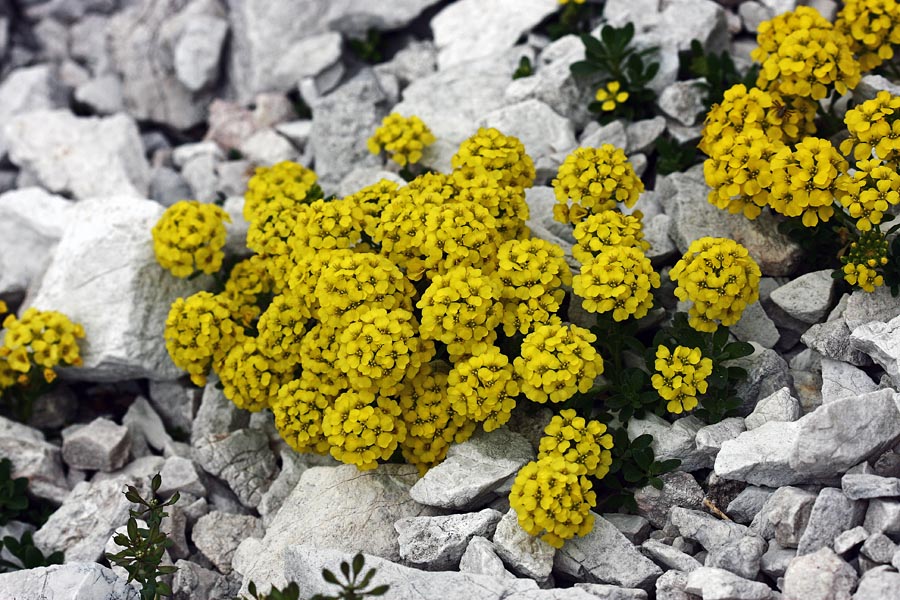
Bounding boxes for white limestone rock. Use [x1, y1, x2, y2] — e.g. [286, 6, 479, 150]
[744, 387, 800, 431]
[492, 508, 556, 583]
[61, 418, 131, 472]
[820, 358, 878, 403]
[4, 110, 150, 200]
[0, 562, 139, 600]
[769, 270, 835, 325]
[174, 14, 229, 92]
[0, 65, 65, 160]
[851, 313, 900, 385]
[192, 511, 264, 574]
[395, 509, 503, 571]
[29, 195, 209, 381]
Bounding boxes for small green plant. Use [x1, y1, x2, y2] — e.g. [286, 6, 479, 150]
[570, 23, 660, 121]
[0, 531, 63, 572]
[348, 30, 385, 64]
[595, 430, 681, 512]
[678, 39, 759, 110]
[0, 458, 28, 526]
[512, 56, 533, 80]
[654, 135, 702, 176]
[545, 0, 601, 39]
[242, 553, 388, 600]
[106, 473, 179, 600]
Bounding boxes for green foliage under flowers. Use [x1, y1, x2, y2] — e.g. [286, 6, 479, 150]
[678, 39, 759, 110]
[570, 23, 660, 121]
[594, 431, 681, 512]
[242, 553, 388, 600]
[106, 473, 179, 600]
[0, 457, 63, 572]
[654, 135, 703, 176]
[0, 458, 27, 526]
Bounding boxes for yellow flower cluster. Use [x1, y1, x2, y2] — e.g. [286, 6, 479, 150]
[514, 324, 604, 404]
[447, 346, 519, 432]
[509, 454, 596, 548]
[573, 245, 660, 321]
[837, 0, 900, 71]
[452, 127, 535, 189]
[496, 239, 571, 336]
[669, 237, 761, 332]
[769, 137, 846, 227]
[165, 292, 240, 386]
[595, 81, 628, 112]
[837, 158, 900, 231]
[752, 6, 860, 100]
[152, 200, 231, 278]
[367, 113, 436, 167]
[841, 91, 900, 163]
[243, 160, 319, 222]
[538, 409, 613, 478]
[651, 345, 714, 414]
[0, 308, 85, 389]
[271, 377, 330, 454]
[572, 209, 649, 264]
[322, 389, 406, 470]
[552, 145, 643, 224]
[841, 230, 890, 292]
[219, 338, 289, 412]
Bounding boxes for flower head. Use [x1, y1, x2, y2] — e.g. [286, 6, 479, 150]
[651, 345, 714, 414]
[152, 200, 231, 278]
[595, 81, 629, 112]
[368, 113, 436, 167]
[553, 145, 644, 224]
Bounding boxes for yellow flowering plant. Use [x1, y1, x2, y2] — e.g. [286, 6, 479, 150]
[368, 113, 436, 177]
[0, 307, 85, 422]
[152, 200, 231, 279]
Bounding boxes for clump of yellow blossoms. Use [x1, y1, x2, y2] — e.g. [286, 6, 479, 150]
[218, 338, 288, 413]
[509, 454, 597, 548]
[452, 127, 536, 189]
[447, 347, 519, 432]
[164, 292, 240, 386]
[837, 158, 900, 231]
[152, 200, 231, 278]
[841, 230, 890, 292]
[368, 113, 436, 167]
[496, 239, 571, 336]
[1, 308, 85, 384]
[574, 245, 660, 321]
[272, 378, 330, 455]
[769, 137, 846, 227]
[595, 81, 629, 112]
[651, 345, 714, 414]
[669, 237, 761, 332]
[243, 160, 319, 222]
[539, 409, 613, 478]
[752, 6, 860, 100]
[572, 210, 649, 264]
[837, 0, 900, 71]
[552, 145, 643, 224]
[514, 324, 604, 404]
[840, 91, 900, 163]
[322, 389, 406, 470]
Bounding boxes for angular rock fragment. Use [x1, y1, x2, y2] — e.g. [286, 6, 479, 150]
[0, 563, 139, 600]
[797, 488, 866, 556]
[684, 567, 772, 600]
[492, 508, 555, 583]
[62, 417, 131, 473]
[193, 511, 264, 574]
[395, 509, 502, 571]
[459, 536, 518, 580]
[782, 547, 857, 600]
[193, 428, 276, 509]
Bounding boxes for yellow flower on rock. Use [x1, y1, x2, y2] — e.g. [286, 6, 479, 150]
[769, 137, 846, 227]
[552, 145, 644, 224]
[509, 454, 596, 548]
[218, 255, 273, 327]
[514, 324, 604, 404]
[256, 291, 311, 371]
[573, 245, 660, 321]
[496, 238, 571, 335]
[243, 161, 319, 223]
[837, 158, 900, 231]
[669, 237, 761, 332]
[651, 345, 714, 414]
[595, 81, 629, 112]
[164, 292, 240, 386]
[538, 409, 613, 478]
[217, 338, 288, 412]
[447, 347, 519, 432]
[1, 308, 85, 378]
[367, 113, 436, 167]
[837, 0, 900, 71]
[841, 91, 900, 164]
[452, 128, 535, 189]
[841, 230, 890, 292]
[152, 200, 231, 278]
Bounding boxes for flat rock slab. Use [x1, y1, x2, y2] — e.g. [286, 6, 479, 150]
[0, 562, 139, 600]
[29, 195, 210, 381]
[233, 464, 439, 593]
[396, 509, 502, 571]
[410, 428, 534, 510]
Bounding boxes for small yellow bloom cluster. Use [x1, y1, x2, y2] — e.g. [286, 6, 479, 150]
[538, 409, 613, 478]
[837, 0, 900, 71]
[769, 137, 846, 227]
[514, 324, 604, 404]
[841, 230, 890, 292]
[752, 7, 860, 100]
[271, 378, 330, 454]
[552, 145, 643, 225]
[509, 454, 597, 549]
[152, 200, 231, 278]
[243, 161, 319, 222]
[496, 239, 572, 336]
[219, 255, 273, 326]
[165, 292, 240, 386]
[322, 389, 406, 470]
[367, 113, 436, 167]
[651, 345, 714, 414]
[0, 308, 85, 392]
[841, 91, 900, 163]
[837, 158, 900, 231]
[573, 245, 660, 321]
[669, 237, 761, 332]
[572, 210, 649, 264]
[595, 81, 629, 112]
[452, 127, 536, 189]
[447, 347, 519, 432]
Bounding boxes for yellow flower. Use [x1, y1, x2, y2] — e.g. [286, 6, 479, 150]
[841, 230, 889, 292]
[651, 345, 714, 414]
[452, 128, 535, 189]
[447, 347, 519, 432]
[595, 81, 629, 112]
[152, 200, 231, 279]
[768, 137, 845, 227]
[322, 389, 406, 470]
[271, 377, 331, 455]
[669, 237, 761, 332]
[243, 160, 319, 223]
[368, 113, 436, 167]
[552, 145, 644, 224]
[538, 409, 613, 478]
[514, 324, 604, 404]
[573, 245, 660, 321]
[572, 209, 649, 264]
[836, 0, 900, 71]
[164, 292, 239, 386]
[2, 308, 85, 381]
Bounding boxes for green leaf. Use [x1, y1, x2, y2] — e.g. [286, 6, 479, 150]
[631, 434, 653, 450]
[581, 34, 606, 59]
[369, 584, 390, 596]
[724, 342, 754, 360]
[322, 568, 339, 585]
[649, 477, 664, 489]
[352, 553, 365, 576]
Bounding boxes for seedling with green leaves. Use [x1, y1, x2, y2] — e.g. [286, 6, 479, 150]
[570, 23, 660, 121]
[594, 430, 681, 512]
[0, 531, 63, 572]
[654, 135, 702, 176]
[513, 56, 534, 80]
[106, 473, 179, 600]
